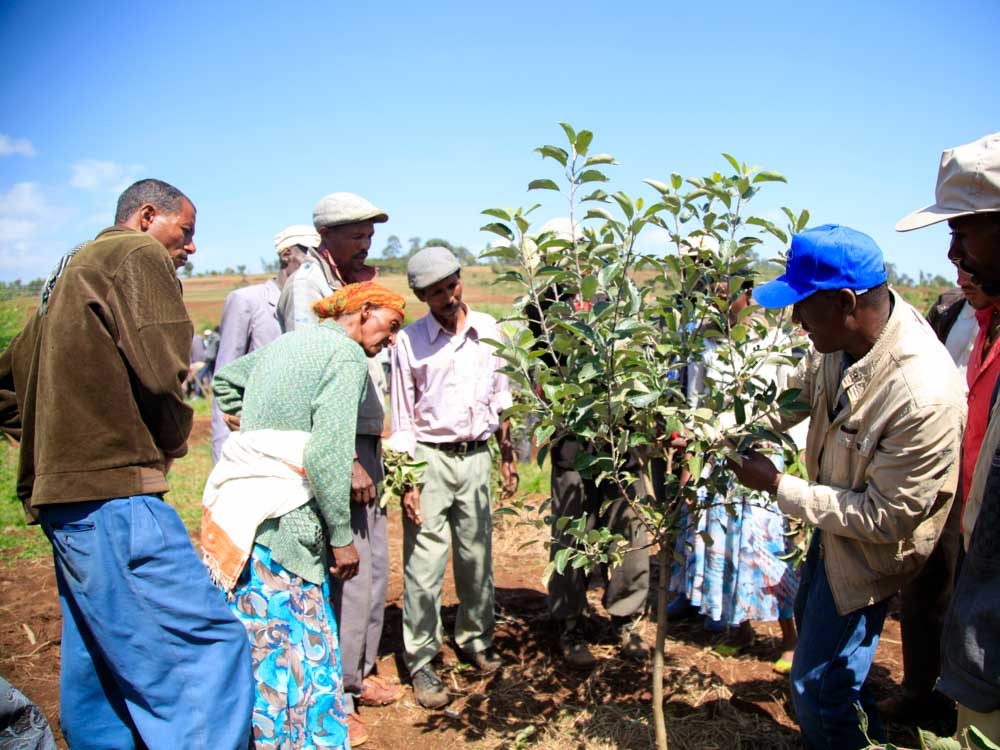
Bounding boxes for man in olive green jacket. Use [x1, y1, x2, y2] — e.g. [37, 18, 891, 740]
[0, 179, 252, 749]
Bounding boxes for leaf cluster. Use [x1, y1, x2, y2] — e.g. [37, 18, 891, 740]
[481, 123, 812, 575]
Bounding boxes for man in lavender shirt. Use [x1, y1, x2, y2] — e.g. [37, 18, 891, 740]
[388, 246, 518, 709]
[210, 224, 317, 462]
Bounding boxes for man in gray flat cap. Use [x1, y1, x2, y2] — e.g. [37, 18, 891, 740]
[210, 224, 319, 462]
[897, 131, 1000, 744]
[387, 246, 518, 709]
[276, 192, 400, 747]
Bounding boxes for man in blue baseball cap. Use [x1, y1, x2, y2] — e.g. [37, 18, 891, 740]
[730, 224, 967, 750]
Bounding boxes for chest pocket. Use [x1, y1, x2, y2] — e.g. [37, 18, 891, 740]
[833, 421, 879, 492]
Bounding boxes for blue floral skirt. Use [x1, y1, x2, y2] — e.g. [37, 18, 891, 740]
[670, 469, 799, 626]
[230, 544, 350, 750]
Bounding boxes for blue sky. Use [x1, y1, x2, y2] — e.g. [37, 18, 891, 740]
[1, 0, 997, 283]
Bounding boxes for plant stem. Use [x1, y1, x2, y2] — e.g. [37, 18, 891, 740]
[652, 541, 670, 750]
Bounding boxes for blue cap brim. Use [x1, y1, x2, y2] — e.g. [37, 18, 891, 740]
[752, 276, 815, 309]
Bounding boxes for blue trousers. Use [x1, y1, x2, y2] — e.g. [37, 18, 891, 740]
[39, 496, 253, 750]
[791, 532, 888, 750]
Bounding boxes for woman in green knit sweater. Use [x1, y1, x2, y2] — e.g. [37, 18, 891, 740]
[209, 282, 404, 750]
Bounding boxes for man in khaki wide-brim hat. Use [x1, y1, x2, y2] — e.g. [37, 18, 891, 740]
[897, 132, 1000, 745]
[275, 192, 401, 748]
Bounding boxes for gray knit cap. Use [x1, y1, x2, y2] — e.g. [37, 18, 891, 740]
[407, 246, 461, 290]
[312, 192, 388, 229]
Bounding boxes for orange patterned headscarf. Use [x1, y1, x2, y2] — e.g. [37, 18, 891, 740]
[313, 281, 406, 320]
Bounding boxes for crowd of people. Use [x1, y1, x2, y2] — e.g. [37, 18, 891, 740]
[0, 130, 996, 750]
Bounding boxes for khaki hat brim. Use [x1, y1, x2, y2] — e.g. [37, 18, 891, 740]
[895, 203, 979, 232]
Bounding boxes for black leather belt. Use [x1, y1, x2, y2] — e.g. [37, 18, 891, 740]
[421, 440, 488, 456]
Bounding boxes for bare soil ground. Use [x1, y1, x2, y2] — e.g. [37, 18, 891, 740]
[0, 418, 948, 749]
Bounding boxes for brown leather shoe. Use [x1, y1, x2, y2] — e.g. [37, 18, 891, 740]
[358, 675, 404, 706]
[347, 713, 369, 747]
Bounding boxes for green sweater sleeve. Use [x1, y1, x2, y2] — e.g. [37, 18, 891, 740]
[212, 348, 263, 415]
[304, 351, 368, 548]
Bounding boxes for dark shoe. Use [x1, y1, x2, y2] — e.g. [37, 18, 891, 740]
[613, 616, 649, 661]
[666, 595, 699, 621]
[560, 622, 598, 669]
[876, 692, 955, 722]
[463, 646, 502, 674]
[411, 664, 451, 709]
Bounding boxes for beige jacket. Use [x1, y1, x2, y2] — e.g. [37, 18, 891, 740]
[770, 292, 966, 615]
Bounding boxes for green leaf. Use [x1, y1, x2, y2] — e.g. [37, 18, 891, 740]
[480, 222, 514, 240]
[535, 145, 569, 166]
[671, 173, 683, 189]
[528, 178, 560, 192]
[581, 275, 598, 300]
[535, 423, 555, 446]
[553, 547, 572, 575]
[578, 169, 608, 184]
[752, 170, 787, 184]
[575, 129, 593, 157]
[919, 728, 963, 750]
[722, 153, 742, 173]
[643, 178, 672, 194]
[582, 189, 609, 203]
[559, 122, 577, 145]
[628, 391, 659, 408]
[734, 397, 746, 425]
[541, 561, 556, 588]
[584, 153, 616, 166]
[969, 726, 1000, 750]
[585, 208, 615, 223]
[481, 207, 512, 221]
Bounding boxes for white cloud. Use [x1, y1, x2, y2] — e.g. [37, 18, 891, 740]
[0, 135, 36, 158]
[0, 183, 57, 277]
[70, 159, 141, 193]
[0, 182, 50, 218]
[632, 224, 674, 256]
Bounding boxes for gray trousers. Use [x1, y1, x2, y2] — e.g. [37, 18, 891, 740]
[329, 434, 388, 713]
[402, 443, 494, 674]
[547, 437, 650, 621]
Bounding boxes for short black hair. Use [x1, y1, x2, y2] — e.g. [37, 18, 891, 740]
[114, 179, 192, 224]
[857, 282, 889, 306]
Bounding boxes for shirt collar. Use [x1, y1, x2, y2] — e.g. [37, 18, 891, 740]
[975, 305, 995, 325]
[426, 304, 475, 343]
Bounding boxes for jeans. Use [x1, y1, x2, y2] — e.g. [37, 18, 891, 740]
[791, 532, 888, 750]
[39, 496, 253, 750]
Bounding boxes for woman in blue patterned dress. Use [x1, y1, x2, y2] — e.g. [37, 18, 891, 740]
[669, 284, 801, 672]
[208, 283, 405, 749]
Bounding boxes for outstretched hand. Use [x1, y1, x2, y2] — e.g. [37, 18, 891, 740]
[728, 449, 783, 494]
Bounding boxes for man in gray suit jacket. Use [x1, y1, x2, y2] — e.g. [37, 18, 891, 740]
[210, 225, 318, 461]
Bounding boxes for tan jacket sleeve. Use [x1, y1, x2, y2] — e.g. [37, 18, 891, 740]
[109, 244, 193, 458]
[776, 399, 962, 543]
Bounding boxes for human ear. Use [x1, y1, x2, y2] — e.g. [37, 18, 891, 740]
[839, 289, 858, 315]
[139, 204, 157, 231]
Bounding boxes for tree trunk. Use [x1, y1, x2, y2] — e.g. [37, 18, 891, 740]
[652, 543, 670, 750]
